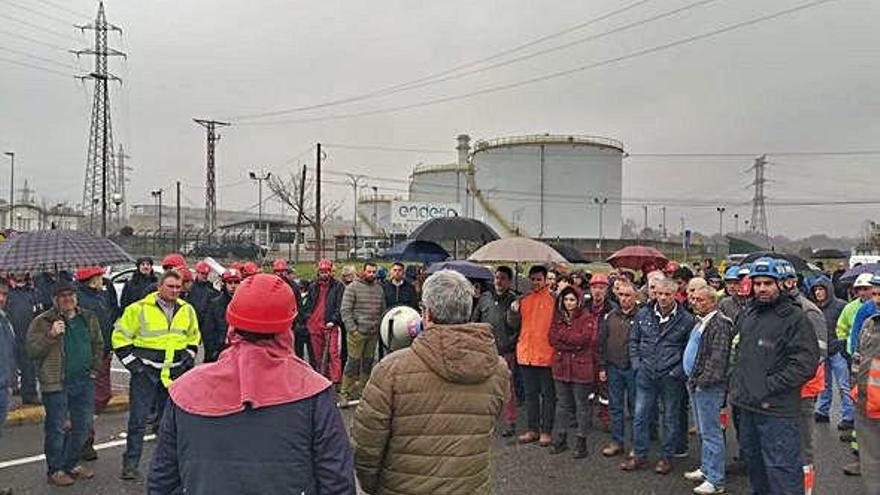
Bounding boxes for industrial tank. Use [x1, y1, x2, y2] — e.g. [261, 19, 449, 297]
[356, 195, 395, 235]
[469, 134, 624, 239]
[408, 163, 467, 205]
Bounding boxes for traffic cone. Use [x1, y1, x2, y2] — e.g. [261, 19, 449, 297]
[803, 464, 815, 495]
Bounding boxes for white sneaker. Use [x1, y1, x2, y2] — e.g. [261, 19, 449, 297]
[693, 481, 725, 494]
[684, 468, 705, 481]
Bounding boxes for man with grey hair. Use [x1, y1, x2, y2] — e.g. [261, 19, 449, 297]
[623, 277, 696, 475]
[353, 270, 509, 495]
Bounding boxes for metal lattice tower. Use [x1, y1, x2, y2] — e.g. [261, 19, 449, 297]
[748, 154, 769, 239]
[75, 1, 125, 236]
[194, 119, 230, 234]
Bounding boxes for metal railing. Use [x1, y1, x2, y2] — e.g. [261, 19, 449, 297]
[473, 134, 624, 152]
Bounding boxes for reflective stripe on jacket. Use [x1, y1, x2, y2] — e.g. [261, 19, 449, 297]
[112, 292, 200, 387]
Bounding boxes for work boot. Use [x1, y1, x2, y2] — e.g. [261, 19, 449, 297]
[601, 441, 622, 457]
[81, 438, 98, 461]
[620, 456, 647, 471]
[814, 413, 830, 423]
[572, 436, 588, 459]
[843, 461, 861, 476]
[120, 466, 142, 481]
[840, 431, 855, 443]
[48, 471, 75, 487]
[538, 432, 552, 447]
[549, 435, 568, 455]
[655, 458, 673, 475]
[518, 431, 539, 444]
[838, 419, 854, 431]
[69, 465, 94, 480]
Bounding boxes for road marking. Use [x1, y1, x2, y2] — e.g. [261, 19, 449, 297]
[0, 434, 155, 469]
[111, 368, 130, 374]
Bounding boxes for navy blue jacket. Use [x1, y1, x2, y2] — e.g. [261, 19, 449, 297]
[0, 310, 14, 387]
[381, 279, 419, 311]
[76, 281, 121, 355]
[188, 280, 218, 327]
[6, 286, 43, 343]
[202, 291, 232, 359]
[148, 389, 355, 495]
[629, 302, 696, 381]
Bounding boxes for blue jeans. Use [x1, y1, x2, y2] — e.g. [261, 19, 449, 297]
[692, 387, 726, 487]
[633, 372, 685, 459]
[736, 408, 803, 495]
[607, 364, 635, 445]
[816, 353, 853, 422]
[43, 378, 95, 474]
[124, 370, 167, 469]
[0, 386, 8, 438]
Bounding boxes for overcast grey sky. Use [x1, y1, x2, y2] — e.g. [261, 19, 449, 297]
[1, 0, 877, 238]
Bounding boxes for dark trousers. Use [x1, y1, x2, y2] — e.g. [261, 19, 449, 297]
[294, 331, 314, 364]
[607, 364, 636, 446]
[521, 365, 556, 434]
[43, 378, 94, 474]
[553, 381, 593, 442]
[124, 371, 167, 470]
[14, 338, 38, 401]
[736, 407, 804, 495]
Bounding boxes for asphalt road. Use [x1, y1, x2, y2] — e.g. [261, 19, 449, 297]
[0, 403, 866, 494]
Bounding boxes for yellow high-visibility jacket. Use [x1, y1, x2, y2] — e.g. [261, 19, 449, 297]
[112, 292, 200, 387]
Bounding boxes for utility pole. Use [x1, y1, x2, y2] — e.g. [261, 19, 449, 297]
[593, 197, 607, 257]
[249, 170, 271, 245]
[372, 186, 378, 233]
[661, 206, 667, 240]
[194, 119, 230, 236]
[116, 144, 130, 223]
[294, 166, 306, 263]
[151, 189, 163, 232]
[315, 143, 323, 259]
[642, 204, 648, 238]
[176, 181, 181, 252]
[3, 152, 12, 229]
[346, 173, 365, 257]
[716, 206, 727, 255]
[75, 1, 125, 237]
[733, 213, 739, 234]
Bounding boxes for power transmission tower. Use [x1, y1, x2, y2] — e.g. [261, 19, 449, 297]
[747, 154, 769, 240]
[74, 1, 125, 237]
[193, 119, 230, 235]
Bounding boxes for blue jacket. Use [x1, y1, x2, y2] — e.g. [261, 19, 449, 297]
[629, 302, 696, 380]
[852, 300, 879, 354]
[76, 281, 121, 355]
[148, 388, 355, 495]
[6, 286, 44, 342]
[0, 310, 14, 387]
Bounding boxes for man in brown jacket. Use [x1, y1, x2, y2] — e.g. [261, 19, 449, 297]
[27, 280, 103, 487]
[353, 269, 509, 495]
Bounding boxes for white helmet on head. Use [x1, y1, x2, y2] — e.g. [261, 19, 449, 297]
[854, 273, 875, 288]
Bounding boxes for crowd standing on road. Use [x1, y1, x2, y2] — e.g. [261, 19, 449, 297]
[3, 250, 880, 495]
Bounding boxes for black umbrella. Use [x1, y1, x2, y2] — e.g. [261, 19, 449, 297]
[386, 240, 449, 264]
[547, 243, 590, 264]
[408, 217, 500, 243]
[741, 251, 821, 275]
[426, 260, 493, 281]
[0, 230, 132, 273]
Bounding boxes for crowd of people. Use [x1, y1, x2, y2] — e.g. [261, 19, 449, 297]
[1, 251, 880, 495]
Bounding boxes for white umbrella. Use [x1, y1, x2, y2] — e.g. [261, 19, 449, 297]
[467, 237, 567, 263]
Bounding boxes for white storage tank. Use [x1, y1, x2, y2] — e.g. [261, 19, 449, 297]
[356, 195, 395, 235]
[469, 134, 624, 239]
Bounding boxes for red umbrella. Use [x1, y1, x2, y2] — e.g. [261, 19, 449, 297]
[606, 245, 668, 271]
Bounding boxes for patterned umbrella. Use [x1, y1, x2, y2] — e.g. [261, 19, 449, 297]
[0, 230, 133, 273]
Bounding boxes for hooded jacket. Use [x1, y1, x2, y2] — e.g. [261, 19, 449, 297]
[729, 294, 819, 417]
[352, 322, 508, 495]
[471, 287, 519, 354]
[808, 277, 847, 355]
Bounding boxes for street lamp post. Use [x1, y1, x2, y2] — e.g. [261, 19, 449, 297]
[347, 174, 365, 257]
[593, 197, 608, 257]
[3, 152, 13, 230]
[372, 186, 378, 232]
[249, 170, 272, 245]
[733, 213, 739, 234]
[716, 206, 727, 255]
[151, 189, 163, 232]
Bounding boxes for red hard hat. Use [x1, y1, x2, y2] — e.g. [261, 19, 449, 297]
[663, 261, 680, 275]
[317, 258, 332, 271]
[272, 259, 289, 272]
[161, 253, 187, 269]
[194, 261, 210, 275]
[75, 266, 104, 282]
[179, 268, 194, 282]
[226, 273, 297, 334]
[221, 268, 242, 282]
[242, 262, 259, 277]
[589, 273, 609, 286]
[229, 261, 243, 271]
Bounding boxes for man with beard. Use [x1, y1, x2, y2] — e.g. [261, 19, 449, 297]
[300, 259, 345, 383]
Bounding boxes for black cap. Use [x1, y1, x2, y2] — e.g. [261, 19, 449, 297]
[52, 280, 76, 297]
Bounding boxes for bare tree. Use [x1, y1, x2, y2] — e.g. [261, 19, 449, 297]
[267, 170, 342, 244]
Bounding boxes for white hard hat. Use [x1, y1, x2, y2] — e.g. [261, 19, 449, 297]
[854, 273, 875, 288]
[379, 305, 423, 352]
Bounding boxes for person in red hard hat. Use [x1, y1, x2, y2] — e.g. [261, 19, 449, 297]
[148, 273, 354, 494]
[161, 254, 187, 271]
[241, 262, 259, 279]
[188, 262, 218, 331]
[299, 259, 344, 383]
[202, 269, 242, 362]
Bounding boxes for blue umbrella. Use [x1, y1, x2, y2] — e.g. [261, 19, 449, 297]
[426, 260, 493, 281]
[386, 240, 449, 264]
[841, 263, 880, 282]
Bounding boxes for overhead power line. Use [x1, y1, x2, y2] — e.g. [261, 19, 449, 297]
[2, 0, 79, 26]
[228, 0, 655, 121]
[32, 0, 92, 19]
[0, 45, 75, 69]
[0, 12, 80, 41]
[0, 55, 70, 77]
[238, 0, 840, 127]
[0, 27, 69, 50]
[323, 143, 450, 154]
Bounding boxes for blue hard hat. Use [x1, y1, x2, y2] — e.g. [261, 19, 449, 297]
[724, 265, 741, 281]
[778, 259, 797, 280]
[871, 273, 880, 287]
[749, 257, 786, 280]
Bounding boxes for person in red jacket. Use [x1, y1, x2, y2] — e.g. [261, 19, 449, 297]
[549, 286, 599, 459]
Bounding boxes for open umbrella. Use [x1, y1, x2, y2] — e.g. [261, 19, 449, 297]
[386, 240, 449, 264]
[547, 243, 590, 264]
[606, 245, 667, 270]
[840, 263, 880, 282]
[468, 237, 566, 263]
[426, 260, 493, 281]
[0, 230, 132, 273]
[408, 217, 500, 243]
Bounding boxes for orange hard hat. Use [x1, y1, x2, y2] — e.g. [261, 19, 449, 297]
[161, 253, 187, 269]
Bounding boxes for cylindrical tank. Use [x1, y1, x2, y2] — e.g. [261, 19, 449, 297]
[408, 163, 468, 205]
[470, 134, 624, 239]
[356, 195, 394, 235]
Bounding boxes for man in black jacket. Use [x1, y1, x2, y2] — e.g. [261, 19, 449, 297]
[202, 269, 242, 363]
[382, 262, 418, 310]
[7, 274, 45, 405]
[729, 258, 819, 495]
[472, 265, 519, 436]
[120, 258, 157, 310]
